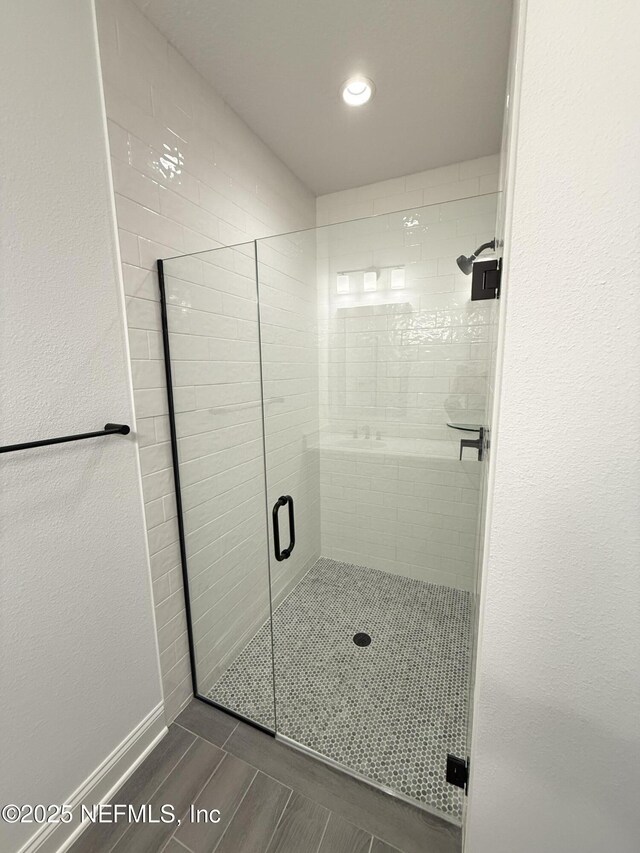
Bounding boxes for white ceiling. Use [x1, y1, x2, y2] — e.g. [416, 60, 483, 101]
[133, 0, 513, 195]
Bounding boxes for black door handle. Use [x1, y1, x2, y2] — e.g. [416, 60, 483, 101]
[272, 495, 295, 561]
[459, 427, 485, 461]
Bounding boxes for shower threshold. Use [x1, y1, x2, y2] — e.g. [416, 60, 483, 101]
[207, 557, 472, 824]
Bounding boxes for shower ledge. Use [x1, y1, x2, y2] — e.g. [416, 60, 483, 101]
[315, 433, 463, 460]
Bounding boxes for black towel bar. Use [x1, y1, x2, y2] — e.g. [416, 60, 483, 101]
[0, 423, 130, 454]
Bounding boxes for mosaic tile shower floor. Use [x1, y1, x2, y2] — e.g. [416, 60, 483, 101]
[208, 557, 471, 822]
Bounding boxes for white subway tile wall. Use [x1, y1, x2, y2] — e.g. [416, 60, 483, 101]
[96, 0, 315, 722]
[316, 156, 500, 227]
[316, 162, 500, 589]
[97, 0, 501, 721]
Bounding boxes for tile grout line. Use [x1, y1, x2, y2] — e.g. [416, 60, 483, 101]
[221, 732, 309, 793]
[170, 737, 228, 846]
[262, 787, 294, 853]
[106, 734, 198, 853]
[219, 719, 240, 750]
[114, 733, 224, 853]
[313, 812, 332, 853]
[173, 718, 238, 751]
[207, 765, 260, 853]
[161, 832, 193, 853]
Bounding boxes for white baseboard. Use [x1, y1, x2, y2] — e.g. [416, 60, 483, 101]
[17, 702, 166, 853]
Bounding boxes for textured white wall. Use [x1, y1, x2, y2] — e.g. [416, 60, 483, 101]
[0, 1, 163, 851]
[466, 1, 640, 851]
[95, 0, 316, 720]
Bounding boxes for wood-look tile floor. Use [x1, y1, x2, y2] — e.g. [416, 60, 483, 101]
[70, 700, 461, 853]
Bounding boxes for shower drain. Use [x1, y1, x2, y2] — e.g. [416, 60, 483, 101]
[353, 632, 371, 647]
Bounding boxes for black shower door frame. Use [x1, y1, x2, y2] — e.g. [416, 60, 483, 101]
[156, 251, 277, 736]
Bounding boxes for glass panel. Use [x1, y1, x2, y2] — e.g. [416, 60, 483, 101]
[160, 241, 276, 730]
[257, 194, 498, 821]
[159, 193, 500, 823]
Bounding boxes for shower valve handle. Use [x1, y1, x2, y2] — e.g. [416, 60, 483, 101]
[459, 427, 485, 462]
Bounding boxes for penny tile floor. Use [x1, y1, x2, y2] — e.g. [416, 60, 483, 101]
[210, 558, 471, 822]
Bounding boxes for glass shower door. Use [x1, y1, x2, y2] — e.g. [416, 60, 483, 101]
[158, 192, 500, 824]
[256, 195, 498, 822]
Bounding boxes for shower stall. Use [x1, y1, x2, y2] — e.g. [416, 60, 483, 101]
[158, 192, 500, 824]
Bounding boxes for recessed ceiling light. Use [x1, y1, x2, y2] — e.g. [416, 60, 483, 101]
[341, 76, 374, 106]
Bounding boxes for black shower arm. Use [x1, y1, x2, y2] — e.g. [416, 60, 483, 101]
[471, 239, 496, 258]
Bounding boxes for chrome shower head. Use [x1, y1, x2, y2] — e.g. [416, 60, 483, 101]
[456, 239, 496, 275]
